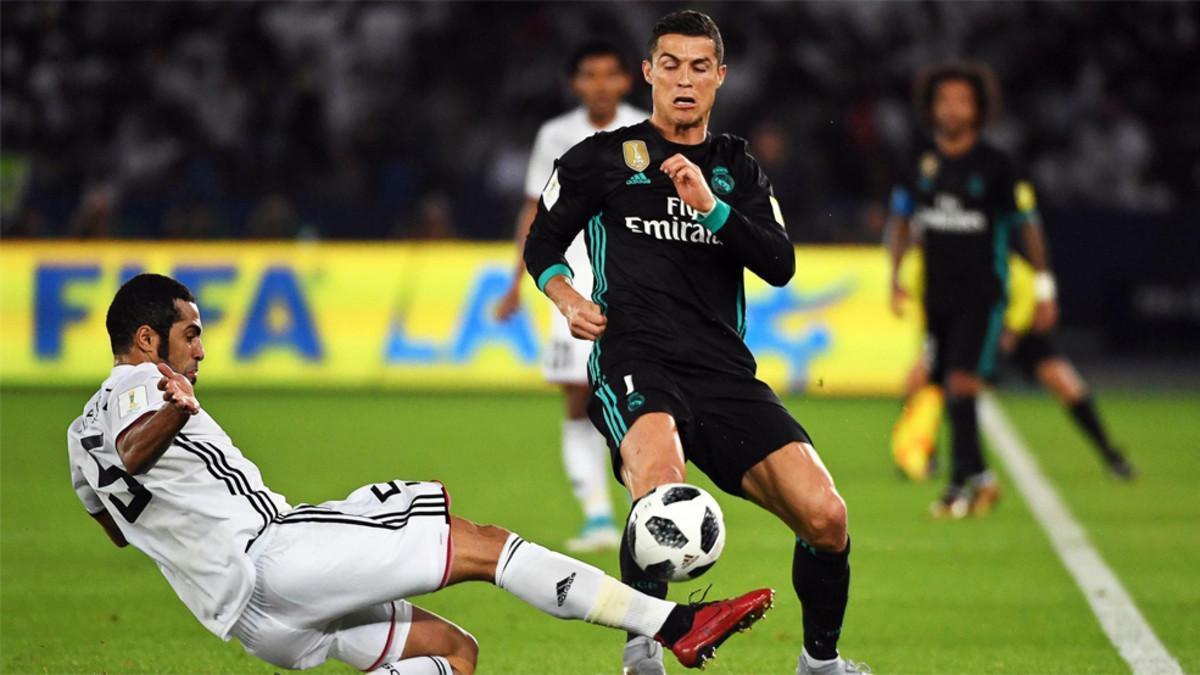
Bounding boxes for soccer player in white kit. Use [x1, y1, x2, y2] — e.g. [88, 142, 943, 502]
[68, 274, 773, 673]
[496, 41, 648, 552]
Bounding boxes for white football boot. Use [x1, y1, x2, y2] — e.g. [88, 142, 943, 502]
[623, 635, 667, 675]
[796, 653, 872, 675]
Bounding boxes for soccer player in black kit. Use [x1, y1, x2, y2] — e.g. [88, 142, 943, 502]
[524, 11, 866, 675]
[887, 62, 1060, 518]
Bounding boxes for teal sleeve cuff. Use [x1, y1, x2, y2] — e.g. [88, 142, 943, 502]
[698, 199, 732, 233]
[536, 263, 574, 293]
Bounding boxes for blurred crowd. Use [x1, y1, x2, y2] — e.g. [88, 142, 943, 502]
[2, 1, 1196, 241]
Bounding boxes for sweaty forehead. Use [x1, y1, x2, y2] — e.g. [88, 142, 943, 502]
[653, 34, 718, 62]
[174, 300, 202, 329]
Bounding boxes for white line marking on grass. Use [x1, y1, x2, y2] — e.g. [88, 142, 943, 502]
[978, 393, 1182, 675]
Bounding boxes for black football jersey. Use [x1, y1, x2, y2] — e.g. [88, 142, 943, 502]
[524, 119, 794, 380]
[891, 140, 1037, 310]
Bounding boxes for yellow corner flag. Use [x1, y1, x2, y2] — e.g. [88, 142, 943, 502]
[891, 384, 944, 481]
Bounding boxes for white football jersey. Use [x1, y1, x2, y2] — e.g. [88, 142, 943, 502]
[67, 363, 291, 640]
[524, 103, 647, 303]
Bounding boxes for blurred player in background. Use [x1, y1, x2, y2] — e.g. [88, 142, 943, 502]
[497, 41, 648, 553]
[892, 253, 1135, 481]
[525, 12, 865, 675]
[68, 274, 773, 674]
[887, 62, 1059, 519]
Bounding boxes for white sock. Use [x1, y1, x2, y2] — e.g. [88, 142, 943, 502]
[494, 533, 673, 637]
[562, 419, 614, 522]
[803, 649, 841, 668]
[369, 656, 453, 674]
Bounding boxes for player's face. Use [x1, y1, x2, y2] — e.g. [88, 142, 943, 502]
[572, 54, 631, 120]
[932, 79, 978, 137]
[164, 300, 205, 384]
[643, 34, 726, 129]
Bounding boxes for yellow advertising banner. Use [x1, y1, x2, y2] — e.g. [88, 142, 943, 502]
[0, 242, 920, 394]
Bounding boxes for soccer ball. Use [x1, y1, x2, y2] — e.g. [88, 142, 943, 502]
[627, 483, 726, 582]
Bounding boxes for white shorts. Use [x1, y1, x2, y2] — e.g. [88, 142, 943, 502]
[543, 235, 594, 385]
[232, 480, 452, 670]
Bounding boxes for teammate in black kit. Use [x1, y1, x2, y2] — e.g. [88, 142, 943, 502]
[887, 62, 1060, 518]
[525, 11, 864, 675]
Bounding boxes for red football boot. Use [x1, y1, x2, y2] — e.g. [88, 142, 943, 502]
[658, 588, 775, 669]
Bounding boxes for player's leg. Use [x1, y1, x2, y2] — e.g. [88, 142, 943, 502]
[686, 380, 862, 675]
[586, 366, 693, 673]
[245, 480, 769, 671]
[742, 442, 851, 672]
[613, 412, 690, 673]
[327, 602, 477, 674]
[445, 513, 772, 669]
[939, 303, 1004, 516]
[561, 382, 620, 551]
[1028, 345, 1134, 478]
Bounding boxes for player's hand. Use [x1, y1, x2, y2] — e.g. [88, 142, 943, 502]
[1032, 299, 1059, 333]
[544, 275, 606, 340]
[156, 363, 200, 415]
[562, 296, 607, 341]
[661, 154, 716, 215]
[890, 280, 909, 318]
[494, 279, 522, 322]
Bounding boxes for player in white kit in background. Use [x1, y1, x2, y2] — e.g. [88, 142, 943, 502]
[68, 274, 773, 673]
[496, 41, 648, 552]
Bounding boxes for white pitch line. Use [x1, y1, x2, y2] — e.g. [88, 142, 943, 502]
[978, 393, 1183, 675]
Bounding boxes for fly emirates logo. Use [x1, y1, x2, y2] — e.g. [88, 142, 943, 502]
[624, 197, 723, 245]
[915, 193, 986, 233]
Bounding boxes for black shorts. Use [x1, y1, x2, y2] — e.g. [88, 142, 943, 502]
[926, 302, 1007, 383]
[1004, 331, 1059, 380]
[587, 360, 811, 497]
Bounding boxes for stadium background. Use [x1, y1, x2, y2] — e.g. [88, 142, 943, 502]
[1, 2, 1197, 674]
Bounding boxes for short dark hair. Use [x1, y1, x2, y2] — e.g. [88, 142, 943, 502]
[568, 40, 629, 78]
[914, 61, 1001, 130]
[106, 273, 195, 357]
[648, 10, 724, 64]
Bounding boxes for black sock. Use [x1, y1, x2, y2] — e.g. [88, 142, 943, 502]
[1068, 396, 1116, 459]
[948, 396, 984, 485]
[655, 605, 693, 646]
[793, 536, 851, 661]
[620, 516, 668, 643]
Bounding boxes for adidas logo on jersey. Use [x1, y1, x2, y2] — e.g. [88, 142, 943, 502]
[556, 573, 576, 607]
[626, 172, 651, 186]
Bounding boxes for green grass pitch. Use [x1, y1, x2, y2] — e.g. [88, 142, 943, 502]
[2, 388, 1197, 673]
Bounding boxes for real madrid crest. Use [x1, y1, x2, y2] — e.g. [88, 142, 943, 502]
[710, 166, 735, 195]
[623, 140, 650, 172]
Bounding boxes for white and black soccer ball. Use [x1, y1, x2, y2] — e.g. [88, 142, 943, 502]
[627, 483, 726, 582]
